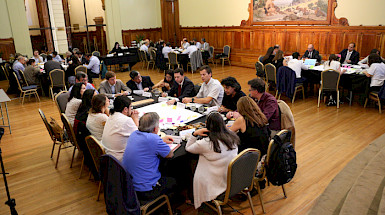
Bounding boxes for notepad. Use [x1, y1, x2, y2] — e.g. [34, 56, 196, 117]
[167, 143, 181, 152]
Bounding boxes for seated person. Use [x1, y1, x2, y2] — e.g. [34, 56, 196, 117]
[153, 69, 175, 92]
[359, 49, 385, 65]
[126, 71, 154, 92]
[182, 66, 224, 107]
[52, 51, 64, 62]
[122, 112, 175, 202]
[182, 41, 198, 58]
[163, 68, 195, 105]
[24, 59, 41, 85]
[193, 38, 201, 49]
[324, 54, 343, 73]
[140, 41, 149, 54]
[229, 97, 270, 154]
[229, 78, 280, 135]
[44, 55, 63, 74]
[32, 50, 44, 64]
[73, 89, 96, 134]
[261, 47, 274, 65]
[65, 83, 86, 126]
[86, 94, 110, 142]
[284, 52, 308, 82]
[218, 77, 246, 112]
[302, 44, 322, 62]
[12, 56, 25, 81]
[181, 38, 190, 50]
[65, 51, 72, 63]
[162, 42, 172, 59]
[99, 71, 131, 98]
[201, 38, 209, 51]
[272, 50, 284, 70]
[339, 42, 360, 65]
[185, 112, 239, 209]
[75, 51, 87, 64]
[109, 42, 122, 54]
[66, 55, 81, 84]
[69, 72, 97, 92]
[84, 53, 100, 83]
[102, 96, 139, 161]
[364, 53, 385, 92]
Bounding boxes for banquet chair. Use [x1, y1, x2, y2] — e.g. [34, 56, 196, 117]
[255, 130, 291, 206]
[99, 154, 173, 215]
[85, 135, 105, 201]
[54, 91, 70, 115]
[208, 46, 216, 66]
[1, 65, 9, 91]
[220, 45, 231, 67]
[276, 66, 305, 103]
[255, 61, 265, 79]
[318, 69, 341, 109]
[61, 113, 83, 170]
[13, 73, 40, 105]
[364, 84, 385, 114]
[49, 69, 67, 101]
[18, 70, 29, 87]
[148, 50, 156, 70]
[264, 63, 278, 97]
[204, 148, 262, 215]
[167, 52, 180, 69]
[140, 50, 149, 69]
[75, 65, 87, 74]
[38, 109, 69, 160]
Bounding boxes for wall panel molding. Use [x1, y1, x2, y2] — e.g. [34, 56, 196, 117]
[0, 38, 15, 61]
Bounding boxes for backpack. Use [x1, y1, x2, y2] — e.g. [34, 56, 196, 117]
[265, 131, 297, 186]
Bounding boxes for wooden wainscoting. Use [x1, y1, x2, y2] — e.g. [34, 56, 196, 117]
[180, 25, 385, 68]
[122, 28, 162, 45]
[0, 38, 15, 61]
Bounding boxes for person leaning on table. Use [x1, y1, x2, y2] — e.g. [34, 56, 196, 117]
[182, 65, 224, 107]
[99, 71, 131, 98]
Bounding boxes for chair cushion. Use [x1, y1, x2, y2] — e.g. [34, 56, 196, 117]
[22, 85, 37, 90]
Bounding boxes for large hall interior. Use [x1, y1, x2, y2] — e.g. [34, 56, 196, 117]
[1, 0, 385, 214]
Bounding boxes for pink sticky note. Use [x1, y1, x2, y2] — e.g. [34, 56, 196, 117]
[167, 118, 172, 123]
[177, 116, 181, 120]
[159, 119, 164, 123]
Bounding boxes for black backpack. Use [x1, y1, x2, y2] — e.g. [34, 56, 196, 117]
[265, 131, 297, 186]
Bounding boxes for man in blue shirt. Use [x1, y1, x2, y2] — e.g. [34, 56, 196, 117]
[68, 72, 97, 93]
[12, 56, 25, 80]
[52, 51, 64, 62]
[122, 112, 176, 201]
[84, 53, 100, 84]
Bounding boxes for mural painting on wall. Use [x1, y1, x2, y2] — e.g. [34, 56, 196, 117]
[253, 0, 328, 22]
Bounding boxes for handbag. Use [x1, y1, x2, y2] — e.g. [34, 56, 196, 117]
[49, 117, 63, 140]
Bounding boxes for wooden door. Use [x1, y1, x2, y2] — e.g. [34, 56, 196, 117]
[161, 0, 180, 47]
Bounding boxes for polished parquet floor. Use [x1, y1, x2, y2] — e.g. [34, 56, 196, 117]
[0, 64, 384, 215]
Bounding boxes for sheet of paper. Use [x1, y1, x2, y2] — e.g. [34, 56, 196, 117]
[158, 97, 168, 102]
[133, 90, 144, 95]
[179, 128, 196, 138]
[142, 92, 152, 97]
[170, 135, 182, 144]
[177, 102, 186, 109]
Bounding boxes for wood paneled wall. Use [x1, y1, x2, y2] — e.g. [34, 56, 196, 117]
[0, 38, 16, 60]
[122, 28, 162, 46]
[120, 26, 385, 68]
[180, 26, 385, 68]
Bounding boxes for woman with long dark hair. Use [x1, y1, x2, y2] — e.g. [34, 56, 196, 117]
[65, 82, 85, 126]
[86, 94, 110, 141]
[261, 47, 275, 65]
[323, 54, 342, 73]
[364, 53, 385, 92]
[185, 112, 239, 209]
[229, 96, 270, 154]
[66, 55, 81, 85]
[153, 69, 175, 92]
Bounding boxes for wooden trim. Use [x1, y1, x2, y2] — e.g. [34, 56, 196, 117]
[121, 28, 162, 46]
[0, 38, 16, 61]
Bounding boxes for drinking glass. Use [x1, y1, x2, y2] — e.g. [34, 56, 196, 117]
[198, 106, 204, 114]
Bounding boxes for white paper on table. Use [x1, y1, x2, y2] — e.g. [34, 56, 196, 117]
[177, 102, 186, 109]
[133, 90, 144, 95]
[170, 135, 182, 144]
[158, 97, 169, 102]
[179, 128, 196, 138]
[107, 54, 114, 57]
[344, 69, 356, 74]
[311, 65, 324, 71]
[142, 92, 152, 97]
[118, 53, 123, 56]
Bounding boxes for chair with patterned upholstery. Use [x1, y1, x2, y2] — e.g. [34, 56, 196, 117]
[49, 69, 67, 101]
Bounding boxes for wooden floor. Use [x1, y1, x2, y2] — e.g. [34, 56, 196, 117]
[0, 64, 384, 215]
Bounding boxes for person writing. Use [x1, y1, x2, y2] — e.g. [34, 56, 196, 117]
[182, 66, 224, 107]
[163, 68, 195, 105]
[185, 112, 239, 209]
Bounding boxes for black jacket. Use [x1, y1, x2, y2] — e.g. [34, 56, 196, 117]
[167, 76, 195, 101]
[126, 76, 154, 91]
[339, 49, 360, 65]
[302, 49, 321, 62]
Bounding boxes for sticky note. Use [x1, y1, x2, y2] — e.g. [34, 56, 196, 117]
[177, 116, 181, 120]
[167, 118, 172, 122]
[173, 106, 177, 110]
[159, 119, 164, 123]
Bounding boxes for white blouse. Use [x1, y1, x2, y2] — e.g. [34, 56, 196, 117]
[323, 60, 341, 73]
[185, 136, 238, 209]
[367, 62, 385, 87]
[86, 113, 109, 142]
[64, 98, 82, 126]
[102, 112, 138, 161]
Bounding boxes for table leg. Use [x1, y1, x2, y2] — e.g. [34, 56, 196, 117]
[0, 103, 4, 125]
[5, 102, 10, 134]
[349, 91, 353, 106]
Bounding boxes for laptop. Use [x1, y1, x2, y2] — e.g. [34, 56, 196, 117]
[304, 59, 317, 66]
